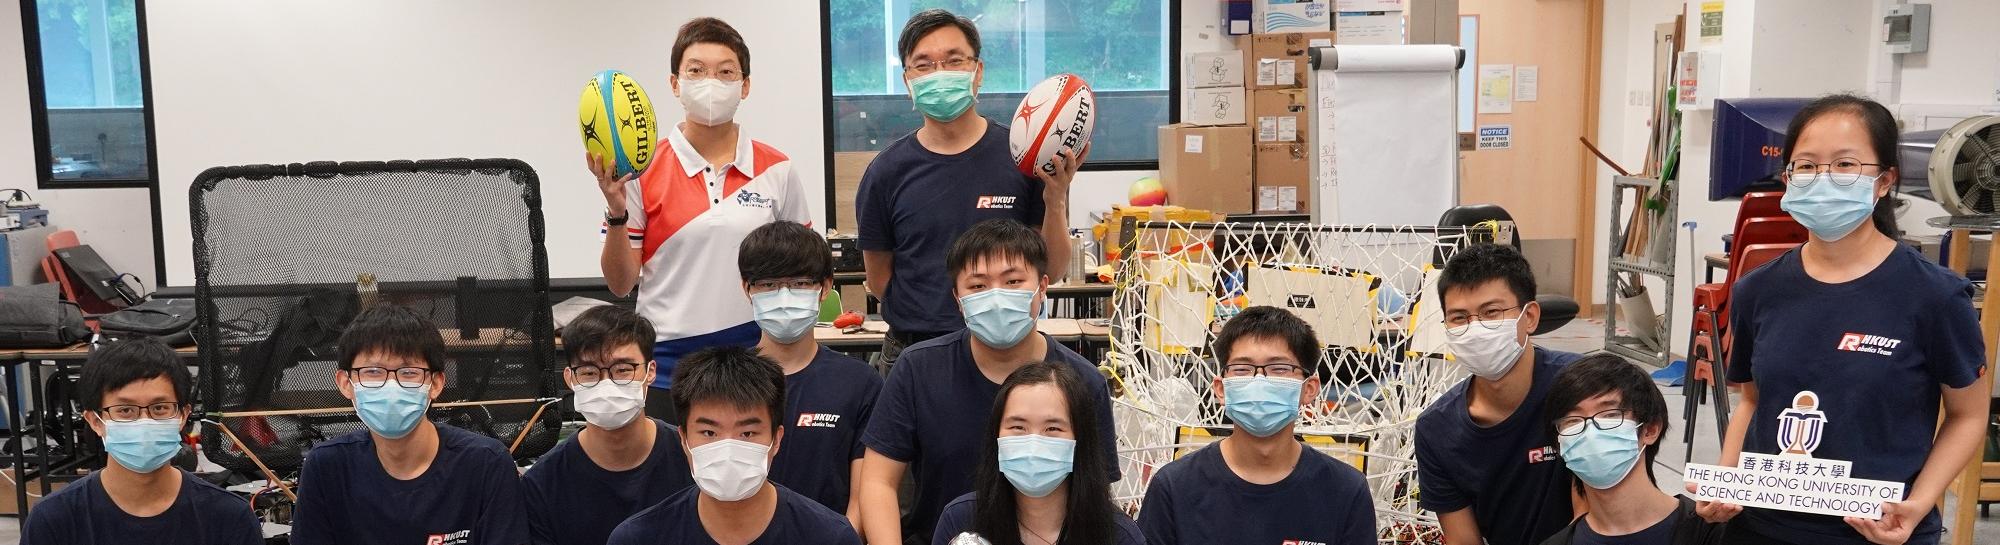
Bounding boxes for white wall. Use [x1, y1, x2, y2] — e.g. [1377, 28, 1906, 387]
[141, 1, 828, 285]
[0, 5, 160, 290]
[7, 1, 1213, 287]
[1594, 0, 1999, 354]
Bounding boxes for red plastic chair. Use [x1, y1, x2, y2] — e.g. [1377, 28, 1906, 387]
[1733, 192, 1785, 232]
[1693, 217, 1807, 314]
[1681, 242, 1797, 460]
[41, 229, 121, 317]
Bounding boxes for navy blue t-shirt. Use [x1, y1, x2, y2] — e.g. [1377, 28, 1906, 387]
[522, 418, 695, 545]
[604, 484, 861, 545]
[1725, 245, 1983, 545]
[856, 120, 1048, 335]
[291, 424, 529, 545]
[860, 331, 1120, 542]
[1570, 513, 1675, 545]
[1137, 441, 1376, 545]
[1414, 346, 1583, 545]
[22, 470, 262, 545]
[771, 346, 882, 513]
[930, 492, 1148, 545]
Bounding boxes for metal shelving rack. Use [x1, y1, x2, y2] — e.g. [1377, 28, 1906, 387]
[1603, 175, 1674, 367]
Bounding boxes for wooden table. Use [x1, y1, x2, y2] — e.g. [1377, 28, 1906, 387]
[1703, 252, 1728, 283]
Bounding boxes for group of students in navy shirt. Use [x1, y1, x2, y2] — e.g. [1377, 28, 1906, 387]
[27, 92, 1992, 545]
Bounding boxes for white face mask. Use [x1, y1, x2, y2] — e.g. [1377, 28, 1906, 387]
[572, 380, 646, 430]
[1447, 311, 1527, 381]
[688, 438, 770, 501]
[678, 78, 744, 127]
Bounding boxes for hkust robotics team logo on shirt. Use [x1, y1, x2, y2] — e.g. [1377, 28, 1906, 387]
[975, 195, 1018, 209]
[1835, 332, 1902, 356]
[796, 413, 842, 429]
[426, 530, 471, 545]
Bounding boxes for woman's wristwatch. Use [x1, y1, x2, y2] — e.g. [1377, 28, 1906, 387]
[606, 209, 629, 227]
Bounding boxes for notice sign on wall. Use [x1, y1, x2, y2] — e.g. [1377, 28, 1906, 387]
[1684, 391, 1907, 520]
[1476, 125, 1511, 150]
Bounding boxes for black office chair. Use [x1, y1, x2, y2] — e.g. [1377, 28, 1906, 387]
[1435, 204, 1579, 336]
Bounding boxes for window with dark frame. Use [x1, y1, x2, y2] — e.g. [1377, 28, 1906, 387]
[21, 0, 158, 189]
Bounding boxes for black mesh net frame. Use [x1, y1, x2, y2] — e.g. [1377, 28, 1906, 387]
[190, 159, 560, 476]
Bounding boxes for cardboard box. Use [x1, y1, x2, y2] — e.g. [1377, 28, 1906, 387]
[1185, 51, 1246, 89]
[1183, 87, 1247, 126]
[1251, 88, 1310, 143]
[1158, 124, 1255, 214]
[1246, 31, 1338, 89]
[1254, 142, 1312, 213]
[1252, 0, 1332, 33]
[1335, 11, 1405, 45]
[1336, 0, 1404, 10]
[0, 467, 70, 515]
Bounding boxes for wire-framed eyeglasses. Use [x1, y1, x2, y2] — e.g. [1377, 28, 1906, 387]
[1554, 408, 1635, 436]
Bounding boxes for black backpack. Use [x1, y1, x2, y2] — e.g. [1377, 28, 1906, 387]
[0, 283, 92, 348]
[98, 298, 198, 346]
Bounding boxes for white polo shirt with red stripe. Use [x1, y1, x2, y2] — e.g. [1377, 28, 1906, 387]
[602, 125, 810, 387]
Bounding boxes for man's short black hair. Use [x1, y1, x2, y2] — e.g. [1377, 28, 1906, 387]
[672, 346, 786, 432]
[1215, 306, 1320, 371]
[1438, 243, 1536, 307]
[898, 8, 981, 63]
[672, 17, 752, 77]
[337, 304, 446, 371]
[1545, 354, 1669, 487]
[564, 305, 656, 366]
[738, 221, 832, 283]
[78, 336, 190, 410]
[947, 219, 1048, 280]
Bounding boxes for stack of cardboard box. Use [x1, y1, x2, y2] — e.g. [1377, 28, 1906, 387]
[1159, 49, 1253, 214]
[1159, 2, 1338, 216]
[1246, 30, 1334, 215]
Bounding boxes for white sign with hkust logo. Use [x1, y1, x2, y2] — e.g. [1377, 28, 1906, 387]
[1684, 391, 1906, 520]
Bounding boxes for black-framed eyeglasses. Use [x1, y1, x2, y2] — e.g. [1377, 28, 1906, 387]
[571, 362, 644, 387]
[1444, 305, 1522, 335]
[1554, 408, 1634, 436]
[347, 366, 434, 388]
[904, 56, 979, 75]
[1785, 158, 1885, 185]
[1223, 362, 1305, 379]
[98, 402, 183, 422]
[748, 277, 821, 293]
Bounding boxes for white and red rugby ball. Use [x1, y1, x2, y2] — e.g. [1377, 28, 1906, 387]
[1009, 74, 1095, 177]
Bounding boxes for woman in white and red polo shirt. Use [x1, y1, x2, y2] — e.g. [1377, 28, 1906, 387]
[588, 17, 810, 421]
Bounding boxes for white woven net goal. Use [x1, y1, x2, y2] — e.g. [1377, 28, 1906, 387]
[1104, 220, 1476, 544]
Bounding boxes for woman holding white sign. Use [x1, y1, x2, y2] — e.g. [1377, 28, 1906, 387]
[1696, 94, 1988, 545]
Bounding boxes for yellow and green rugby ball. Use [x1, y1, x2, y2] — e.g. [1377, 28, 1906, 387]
[579, 70, 658, 177]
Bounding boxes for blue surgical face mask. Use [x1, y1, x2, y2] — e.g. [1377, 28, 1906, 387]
[750, 287, 820, 344]
[961, 287, 1039, 349]
[1558, 419, 1644, 489]
[102, 418, 183, 473]
[910, 70, 976, 122]
[996, 434, 1075, 498]
[354, 380, 431, 439]
[1222, 376, 1304, 438]
[1781, 172, 1879, 241]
